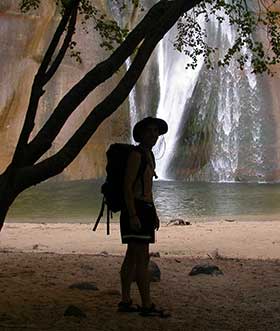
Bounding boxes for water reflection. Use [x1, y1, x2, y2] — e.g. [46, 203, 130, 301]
[7, 180, 280, 223]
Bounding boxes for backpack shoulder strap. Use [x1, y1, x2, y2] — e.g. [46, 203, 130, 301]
[92, 197, 105, 232]
[150, 150, 155, 168]
[150, 150, 158, 179]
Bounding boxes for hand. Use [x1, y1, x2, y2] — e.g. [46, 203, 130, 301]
[155, 216, 160, 231]
[129, 215, 141, 232]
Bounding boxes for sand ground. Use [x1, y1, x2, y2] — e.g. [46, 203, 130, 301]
[0, 218, 280, 330]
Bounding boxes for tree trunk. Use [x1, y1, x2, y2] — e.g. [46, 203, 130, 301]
[0, 169, 21, 231]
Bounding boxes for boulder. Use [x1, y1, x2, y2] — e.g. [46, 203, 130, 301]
[133, 260, 161, 282]
[149, 260, 161, 282]
[64, 305, 86, 318]
[189, 264, 223, 276]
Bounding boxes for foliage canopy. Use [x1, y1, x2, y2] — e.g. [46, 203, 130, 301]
[19, 0, 280, 75]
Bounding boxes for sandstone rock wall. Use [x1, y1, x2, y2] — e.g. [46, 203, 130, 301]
[0, 0, 131, 180]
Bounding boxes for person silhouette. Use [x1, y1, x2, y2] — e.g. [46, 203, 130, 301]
[118, 117, 169, 317]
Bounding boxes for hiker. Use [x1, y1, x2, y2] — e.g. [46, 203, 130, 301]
[118, 117, 169, 317]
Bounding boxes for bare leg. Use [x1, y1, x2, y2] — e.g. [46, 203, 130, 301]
[120, 243, 136, 303]
[135, 242, 152, 309]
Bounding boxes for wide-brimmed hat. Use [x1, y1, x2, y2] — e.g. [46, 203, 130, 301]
[133, 117, 168, 142]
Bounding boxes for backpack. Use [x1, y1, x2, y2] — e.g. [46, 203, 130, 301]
[93, 143, 155, 235]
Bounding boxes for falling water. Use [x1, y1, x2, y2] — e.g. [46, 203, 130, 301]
[151, 10, 269, 182]
[196, 19, 265, 182]
[155, 25, 204, 179]
[125, 58, 139, 142]
[111, 2, 273, 182]
[204, 19, 242, 182]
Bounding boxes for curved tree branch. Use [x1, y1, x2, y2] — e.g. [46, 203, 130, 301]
[38, 0, 80, 78]
[12, 0, 80, 166]
[16, 0, 202, 188]
[43, 1, 79, 84]
[24, 0, 178, 165]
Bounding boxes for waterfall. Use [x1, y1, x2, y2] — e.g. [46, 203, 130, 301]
[154, 24, 204, 179]
[208, 20, 242, 182]
[125, 58, 139, 142]
[196, 19, 265, 182]
[151, 10, 269, 182]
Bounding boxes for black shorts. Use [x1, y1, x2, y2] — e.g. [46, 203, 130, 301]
[120, 199, 157, 244]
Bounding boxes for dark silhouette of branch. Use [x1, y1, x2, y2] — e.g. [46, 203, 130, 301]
[12, 0, 80, 166]
[43, 1, 79, 84]
[16, 0, 201, 188]
[38, 0, 80, 78]
[24, 0, 179, 165]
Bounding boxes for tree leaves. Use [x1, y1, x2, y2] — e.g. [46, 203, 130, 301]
[17, 0, 280, 75]
[175, 0, 280, 75]
[20, 0, 40, 12]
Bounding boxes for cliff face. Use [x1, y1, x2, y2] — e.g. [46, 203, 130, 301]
[0, 0, 130, 180]
[2, 1, 280, 183]
[259, 2, 280, 181]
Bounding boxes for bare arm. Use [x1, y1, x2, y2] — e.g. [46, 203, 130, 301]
[123, 150, 141, 231]
[124, 150, 141, 216]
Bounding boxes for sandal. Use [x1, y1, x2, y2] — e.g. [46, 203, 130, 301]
[139, 303, 171, 318]
[117, 300, 141, 313]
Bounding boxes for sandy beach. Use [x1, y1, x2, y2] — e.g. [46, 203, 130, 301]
[1, 218, 280, 330]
